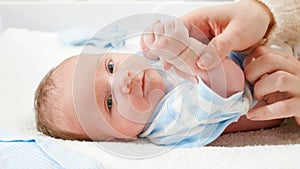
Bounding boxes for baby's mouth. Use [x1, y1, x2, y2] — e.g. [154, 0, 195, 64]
[141, 72, 146, 96]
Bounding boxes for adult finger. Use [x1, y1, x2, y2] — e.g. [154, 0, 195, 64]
[263, 92, 292, 105]
[248, 46, 294, 59]
[180, 11, 213, 42]
[183, 21, 210, 44]
[245, 53, 299, 84]
[253, 71, 300, 100]
[197, 21, 243, 70]
[196, 43, 224, 70]
[247, 98, 300, 120]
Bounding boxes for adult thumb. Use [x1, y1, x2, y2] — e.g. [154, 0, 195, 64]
[197, 25, 236, 70]
[211, 33, 233, 59]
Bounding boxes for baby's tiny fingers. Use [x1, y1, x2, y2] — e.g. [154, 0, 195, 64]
[153, 22, 165, 38]
[142, 20, 162, 46]
[160, 58, 172, 71]
[163, 20, 175, 34]
[142, 49, 159, 60]
[140, 34, 148, 50]
[140, 34, 158, 60]
[143, 29, 155, 47]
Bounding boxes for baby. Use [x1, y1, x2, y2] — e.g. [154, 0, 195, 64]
[35, 19, 282, 147]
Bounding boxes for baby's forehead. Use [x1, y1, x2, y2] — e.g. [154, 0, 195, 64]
[100, 52, 137, 59]
[55, 56, 78, 75]
[59, 52, 143, 82]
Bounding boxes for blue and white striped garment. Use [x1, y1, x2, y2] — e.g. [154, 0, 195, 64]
[139, 53, 254, 148]
[0, 129, 103, 169]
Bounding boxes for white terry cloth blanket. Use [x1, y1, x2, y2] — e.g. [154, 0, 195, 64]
[1, 28, 300, 169]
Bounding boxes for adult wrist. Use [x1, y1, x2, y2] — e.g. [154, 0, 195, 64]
[236, 0, 274, 39]
[256, 0, 300, 55]
[254, 0, 274, 37]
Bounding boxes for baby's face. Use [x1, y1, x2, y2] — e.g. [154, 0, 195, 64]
[65, 53, 166, 140]
[94, 53, 166, 139]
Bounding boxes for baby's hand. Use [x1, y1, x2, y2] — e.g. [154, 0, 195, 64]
[140, 19, 207, 83]
[140, 19, 190, 61]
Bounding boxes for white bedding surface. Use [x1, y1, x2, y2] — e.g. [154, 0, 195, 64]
[1, 28, 300, 169]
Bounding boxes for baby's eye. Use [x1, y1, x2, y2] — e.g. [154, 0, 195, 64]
[107, 60, 114, 73]
[107, 95, 113, 110]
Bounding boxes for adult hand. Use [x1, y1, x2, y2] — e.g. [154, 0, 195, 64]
[244, 46, 300, 125]
[181, 0, 273, 69]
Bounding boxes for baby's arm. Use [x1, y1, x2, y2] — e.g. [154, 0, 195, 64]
[201, 55, 245, 98]
[147, 36, 276, 134]
[186, 38, 245, 98]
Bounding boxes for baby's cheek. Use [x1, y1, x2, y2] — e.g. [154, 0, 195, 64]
[112, 119, 140, 139]
[129, 95, 150, 112]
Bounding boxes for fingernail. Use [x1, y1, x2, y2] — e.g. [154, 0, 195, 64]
[246, 111, 256, 119]
[197, 53, 214, 69]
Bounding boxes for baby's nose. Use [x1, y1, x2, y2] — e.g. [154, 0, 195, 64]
[121, 71, 132, 93]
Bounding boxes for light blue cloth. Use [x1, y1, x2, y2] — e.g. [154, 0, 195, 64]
[0, 129, 104, 169]
[58, 26, 126, 49]
[139, 52, 254, 148]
